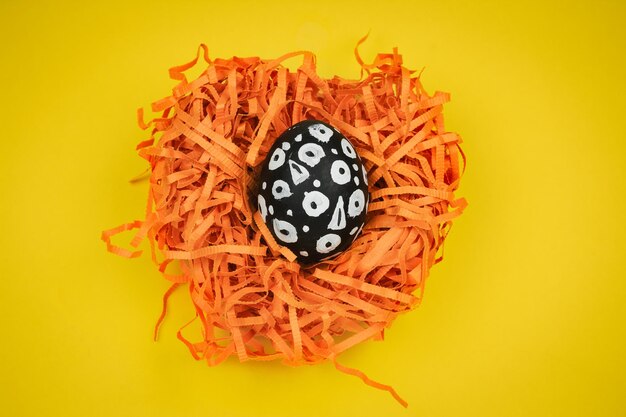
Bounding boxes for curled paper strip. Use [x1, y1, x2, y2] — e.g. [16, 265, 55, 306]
[103, 37, 466, 407]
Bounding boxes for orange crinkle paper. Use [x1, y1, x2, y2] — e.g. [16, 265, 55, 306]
[103, 40, 466, 407]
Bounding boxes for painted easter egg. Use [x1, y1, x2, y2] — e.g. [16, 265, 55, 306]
[256, 120, 369, 263]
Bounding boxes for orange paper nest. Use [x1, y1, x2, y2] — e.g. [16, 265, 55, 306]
[103, 39, 466, 406]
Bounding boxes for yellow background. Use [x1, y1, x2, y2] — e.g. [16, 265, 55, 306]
[1, 0, 624, 416]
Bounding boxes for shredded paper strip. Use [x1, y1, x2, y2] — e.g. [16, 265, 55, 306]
[103, 38, 466, 407]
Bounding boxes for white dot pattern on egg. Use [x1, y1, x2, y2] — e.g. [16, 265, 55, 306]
[257, 120, 369, 263]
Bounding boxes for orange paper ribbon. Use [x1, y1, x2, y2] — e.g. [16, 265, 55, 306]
[103, 37, 466, 407]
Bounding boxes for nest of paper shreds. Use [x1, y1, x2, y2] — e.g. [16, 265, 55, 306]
[103, 39, 466, 407]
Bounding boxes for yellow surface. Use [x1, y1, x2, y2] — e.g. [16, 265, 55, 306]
[1, 0, 625, 416]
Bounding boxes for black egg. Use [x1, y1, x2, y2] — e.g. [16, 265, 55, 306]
[256, 120, 369, 264]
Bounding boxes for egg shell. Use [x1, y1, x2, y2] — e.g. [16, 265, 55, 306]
[256, 120, 369, 264]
